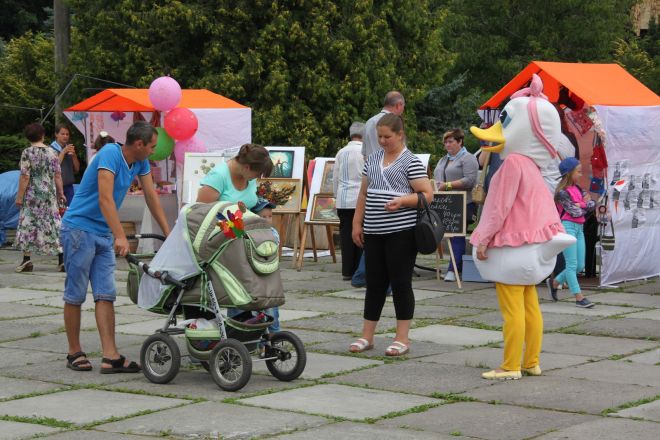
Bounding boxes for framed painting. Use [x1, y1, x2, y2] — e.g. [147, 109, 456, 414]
[265, 146, 305, 179]
[181, 152, 226, 204]
[319, 160, 335, 194]
[310, 193, 339, 223]
[257, 178, 303, 214]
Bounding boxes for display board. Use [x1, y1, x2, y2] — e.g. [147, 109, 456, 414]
[305, 157, 336, 223]
[181, 152, 226, 204]
[430, 191, 467, 237]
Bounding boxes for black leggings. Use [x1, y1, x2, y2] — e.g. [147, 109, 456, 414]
[363, 228, 417, 321]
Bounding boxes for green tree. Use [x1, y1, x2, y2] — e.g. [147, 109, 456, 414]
[614, 17, 660, 93]
[0, 32, 56, 135]
[443, 0, 636, 92]
[66, 0, 453, 157]
[0, 1, 51, 42]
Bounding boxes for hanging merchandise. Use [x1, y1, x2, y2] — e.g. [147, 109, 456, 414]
[589, 134, 608, 195]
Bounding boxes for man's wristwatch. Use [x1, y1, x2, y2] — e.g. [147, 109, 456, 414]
[445, 182, 452, 191]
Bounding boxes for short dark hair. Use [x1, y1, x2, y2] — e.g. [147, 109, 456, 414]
[126, 121, 157, 146]
[443, 128, 464, 144]
[24, 123, 45, 142]
[54, 123, 70, 135]
[93, 131, 116, 151]
[235, 143, 273, 177]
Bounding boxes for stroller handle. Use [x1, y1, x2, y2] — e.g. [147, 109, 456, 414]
[125, 254, 186, 289]
[126, 234, 166, 241]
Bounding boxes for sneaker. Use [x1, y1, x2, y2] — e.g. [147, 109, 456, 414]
[444, 271, 456, 282]
[546, 278, 558, 302]
[351, 282, 366, 288]
[575, 298, 595, 308]
[15, 260, 33, 273]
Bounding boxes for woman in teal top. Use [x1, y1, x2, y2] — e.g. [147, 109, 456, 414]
[196, 143, 273, 208]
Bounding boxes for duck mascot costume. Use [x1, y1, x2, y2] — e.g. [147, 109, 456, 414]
[469, 74, 576, 380]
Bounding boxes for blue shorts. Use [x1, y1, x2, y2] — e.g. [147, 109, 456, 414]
[61, 226, 116, 305]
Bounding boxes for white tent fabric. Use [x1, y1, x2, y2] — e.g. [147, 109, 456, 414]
[595, 105, 660, 285]
[64, 108, 251, 162]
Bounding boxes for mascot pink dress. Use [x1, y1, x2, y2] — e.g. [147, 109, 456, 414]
[470, 74, 575, 380]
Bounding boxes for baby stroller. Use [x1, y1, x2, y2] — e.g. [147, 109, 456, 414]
[126, 201, 306, 391]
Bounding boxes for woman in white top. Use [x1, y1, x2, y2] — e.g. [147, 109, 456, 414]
[333, 122, 365, 280]
[349, 114, 433, 356]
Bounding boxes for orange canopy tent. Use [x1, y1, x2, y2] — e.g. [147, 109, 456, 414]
[66, 88, 248, 112]
[480, 61, 660, 109]
[64, 88, 251, 156]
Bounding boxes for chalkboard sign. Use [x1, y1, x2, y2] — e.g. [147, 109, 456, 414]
[430, 191, 467, 237]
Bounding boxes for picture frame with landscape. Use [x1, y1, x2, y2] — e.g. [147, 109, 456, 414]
[319, 160, 335, 194]
[257, 178, 302, 214]
[310, 193, 339, 223]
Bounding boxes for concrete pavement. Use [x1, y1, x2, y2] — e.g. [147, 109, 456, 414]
[0, 248, 658, 439]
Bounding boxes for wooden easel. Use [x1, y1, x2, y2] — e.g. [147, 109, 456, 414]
[436, 237, 463, 289]
[294, 221, 337, 271]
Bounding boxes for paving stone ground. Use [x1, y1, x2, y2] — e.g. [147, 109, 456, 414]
[0, 249, 658, 439]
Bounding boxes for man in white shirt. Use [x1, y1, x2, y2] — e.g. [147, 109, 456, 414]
[334, 122, 365, 280]
[362, 91, 405, 159]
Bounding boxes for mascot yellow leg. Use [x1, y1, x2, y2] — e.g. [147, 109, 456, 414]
[495, 283, 543, 372]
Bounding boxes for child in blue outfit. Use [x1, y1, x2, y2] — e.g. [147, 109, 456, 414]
[252, 197, 281, 334]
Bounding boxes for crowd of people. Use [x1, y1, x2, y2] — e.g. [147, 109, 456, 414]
[11, 84, 595, 379]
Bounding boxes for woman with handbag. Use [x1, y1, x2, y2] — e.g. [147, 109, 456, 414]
[349, 114, 433, 356]
[433, 129, 478, 281]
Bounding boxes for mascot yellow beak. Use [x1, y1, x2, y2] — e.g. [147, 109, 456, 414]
[470, 121, 505, 153]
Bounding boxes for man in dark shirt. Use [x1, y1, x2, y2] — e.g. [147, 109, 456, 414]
[50, 124, 80, 206]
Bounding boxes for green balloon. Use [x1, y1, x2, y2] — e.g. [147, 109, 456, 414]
[149, 127, 174, 161]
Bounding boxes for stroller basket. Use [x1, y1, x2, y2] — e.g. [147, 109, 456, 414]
[185, 311, 274, 359]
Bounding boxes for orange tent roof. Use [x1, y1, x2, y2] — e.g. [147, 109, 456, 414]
[480, 61, 660, 109]
[66, 88, 248, 112]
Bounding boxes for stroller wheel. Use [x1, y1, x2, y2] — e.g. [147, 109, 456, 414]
[140, 333, 181, 384]
[265, 331, 306, 382]
[209, 339, 252, 392]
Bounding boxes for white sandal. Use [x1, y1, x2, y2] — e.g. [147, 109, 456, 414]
[385, 341, 409, 356]
[349, 338, 373, 353]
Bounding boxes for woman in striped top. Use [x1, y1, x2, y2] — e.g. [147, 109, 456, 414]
[349, 114, 433, 356]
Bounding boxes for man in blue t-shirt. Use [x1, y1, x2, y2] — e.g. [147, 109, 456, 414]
[61, 121, 170, 373]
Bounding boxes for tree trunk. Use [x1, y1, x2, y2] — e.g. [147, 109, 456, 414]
[54, 0, 70, 124]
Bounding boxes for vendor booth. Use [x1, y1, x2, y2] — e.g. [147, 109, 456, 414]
[64, 89, 252, 252]
[479, 61, 660, 286]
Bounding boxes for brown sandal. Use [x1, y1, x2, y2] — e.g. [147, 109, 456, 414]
[66, 351, 92, 371]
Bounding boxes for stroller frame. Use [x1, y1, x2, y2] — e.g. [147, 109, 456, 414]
[127, 234, 306, 392]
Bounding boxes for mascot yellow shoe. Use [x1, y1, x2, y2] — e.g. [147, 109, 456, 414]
[470, 74, 575, 379]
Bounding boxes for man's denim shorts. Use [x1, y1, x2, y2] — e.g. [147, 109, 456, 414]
[61, 226, 116, 305]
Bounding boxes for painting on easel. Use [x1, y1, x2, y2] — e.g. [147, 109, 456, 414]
[257, 178, 303, 214]
[269, 150, 295, 178]
[319, 160, 335, 194]
[310, 193, 339, 223]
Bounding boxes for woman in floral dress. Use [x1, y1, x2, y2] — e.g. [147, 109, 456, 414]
[14, 123, 66, 272]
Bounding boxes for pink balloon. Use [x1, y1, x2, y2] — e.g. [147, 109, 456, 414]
[174, 136, 207, 163]
[164, 107, 198, 140]
[148, 76, 182, 111]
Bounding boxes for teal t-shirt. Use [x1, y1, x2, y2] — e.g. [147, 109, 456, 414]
[200, 161, 258, 209]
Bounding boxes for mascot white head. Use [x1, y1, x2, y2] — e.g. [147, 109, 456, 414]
[471, 73, 560, 170]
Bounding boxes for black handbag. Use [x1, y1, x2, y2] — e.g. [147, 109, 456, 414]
[415, 193, 444, 254]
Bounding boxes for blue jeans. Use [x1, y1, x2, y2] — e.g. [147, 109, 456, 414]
[554, 221, 585, 295]
[61, 226, 116, 305]
[351, 253, 366, 287]
[447, 202, 475, 273]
